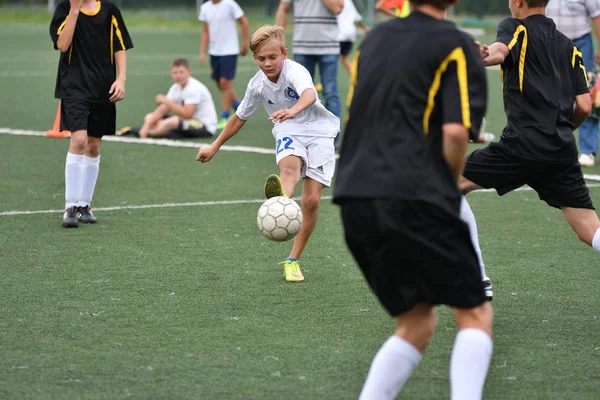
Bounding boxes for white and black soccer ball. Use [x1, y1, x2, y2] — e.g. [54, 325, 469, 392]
[257, 196, 303, 242]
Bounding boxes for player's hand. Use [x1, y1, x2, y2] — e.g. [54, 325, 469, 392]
[70, 0, 84, 11]
[109, 78, 125, 103]
[155, 94, 167, 105]
[240, 45, 248, 57]
[269, 108, 299, 123]
[196, 145, 217, 163]
[475, 41, 489, 59]
[199, 54, 206, 66]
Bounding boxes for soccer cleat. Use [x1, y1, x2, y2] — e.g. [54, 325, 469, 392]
[282, 260, 304, 282]
[62, 207, 79, 228]
[314, 82, 323, 92]
[579, 153, 595, 167]
[264, 174, 285, 199]
[216, 118, 228, 130]
[77, 205, 97, 224]
[483, 277, 493, 301]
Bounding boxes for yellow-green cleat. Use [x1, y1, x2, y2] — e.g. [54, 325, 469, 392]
[281, 259, 304, 282]
[264, 174, 285, 199]
[216, 117, 228, 130]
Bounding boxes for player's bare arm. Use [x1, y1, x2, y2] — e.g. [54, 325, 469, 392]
[269, 88, 316, 123]
[109, 50, 126, 103]
[593, 15, 600, 65]
[442, 123, 470, 181]
[275, 1, 291, 27]
[322, 0, 344, 15]
[238, 16, 249, 56]
[196, 114, 247, 162]
[200, 22, 209, 66]
[155, 95, 197, 120]
[573, 93, 593, 129]
[56, 0, 84, 52]
[483, 42, 509, 66]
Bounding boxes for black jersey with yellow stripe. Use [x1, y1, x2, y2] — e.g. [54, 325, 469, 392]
[50, 0, 133, 102]
[495, 15, 589, 163]
[334, 11, 487, 213]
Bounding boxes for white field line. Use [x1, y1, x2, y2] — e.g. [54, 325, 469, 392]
[3, 128, 600, 180]
[2, 185, 600, 217]
[0, 128, 275, 155]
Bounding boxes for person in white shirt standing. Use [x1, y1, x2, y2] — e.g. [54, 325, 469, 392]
[337, 0, 369, 74]
[199, 0, 249, 131]
[547, 0, 600, 167]
[197, 25, 340, 283]
[121, 58, 218, 139]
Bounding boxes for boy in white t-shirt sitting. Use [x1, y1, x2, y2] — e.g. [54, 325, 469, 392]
[197, 25, 340, 283]
[121, 58, 218, 139]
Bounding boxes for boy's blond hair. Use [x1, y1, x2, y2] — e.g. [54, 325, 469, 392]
[250, 25, 287, 54]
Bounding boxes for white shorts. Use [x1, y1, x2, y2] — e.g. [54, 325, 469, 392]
[274, 133, 336, 187]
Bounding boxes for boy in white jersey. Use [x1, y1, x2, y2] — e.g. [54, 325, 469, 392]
[197, 25, 340, 282]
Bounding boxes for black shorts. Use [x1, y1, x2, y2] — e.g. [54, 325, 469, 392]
[340, 199, 486, 316]
[166, 119, 214, 139]
[60, 99, 116, 138]
[340, 41, 354, 56]
[464, 142, 594, 209]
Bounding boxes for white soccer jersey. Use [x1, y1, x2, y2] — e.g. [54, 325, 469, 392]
[166, 76, 218, 134]
[198, 0, 244, 56]
[235, 59, 340, 138]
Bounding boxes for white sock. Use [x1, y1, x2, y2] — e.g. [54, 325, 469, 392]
[359, 336, 422, 400]
[592, 228, 600, 252]
[65, 152, 84, 209]
[450, 328, 493, 400]
[79, 155, 100, 207]
[460, 196, 487, 279]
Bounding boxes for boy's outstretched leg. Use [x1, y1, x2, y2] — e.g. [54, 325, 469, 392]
[284, 178, 323, 282]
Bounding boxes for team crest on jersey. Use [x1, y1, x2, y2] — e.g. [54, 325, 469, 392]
[284, 87, 299, 101]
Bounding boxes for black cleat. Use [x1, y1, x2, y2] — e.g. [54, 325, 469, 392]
[77, 205, 97, 224]
[62, 207, 79, 228]
[483, 278, 493, 301]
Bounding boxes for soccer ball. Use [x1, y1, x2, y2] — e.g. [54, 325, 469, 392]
[257, 196, 303, 241]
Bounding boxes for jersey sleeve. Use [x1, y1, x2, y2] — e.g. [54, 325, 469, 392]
[198, 5, 207, 22]
[49, 1, 69, 50]
[110, 4, 134, 52]
[166, 84, 178, 101]
[440, 38, 487, 141]
[288, 64, 317, 99]
[495, 18, 523, 66]
[585, 0, 600, 18]
[235, 82, 261, 120]
[231, 1, 245, 19]
[572, 46, 590, 95]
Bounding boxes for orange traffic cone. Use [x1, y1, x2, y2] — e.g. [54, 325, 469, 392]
[45, 102, 71, 138]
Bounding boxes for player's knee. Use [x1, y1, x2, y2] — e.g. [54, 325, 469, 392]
[144, 113, 153, 123]
[219, 79, 232, 90]
[69, 133, 87, 153]
[86, 141, 101, 157]
[454, 302, 493, 334]
[301, 194, 320, 214]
